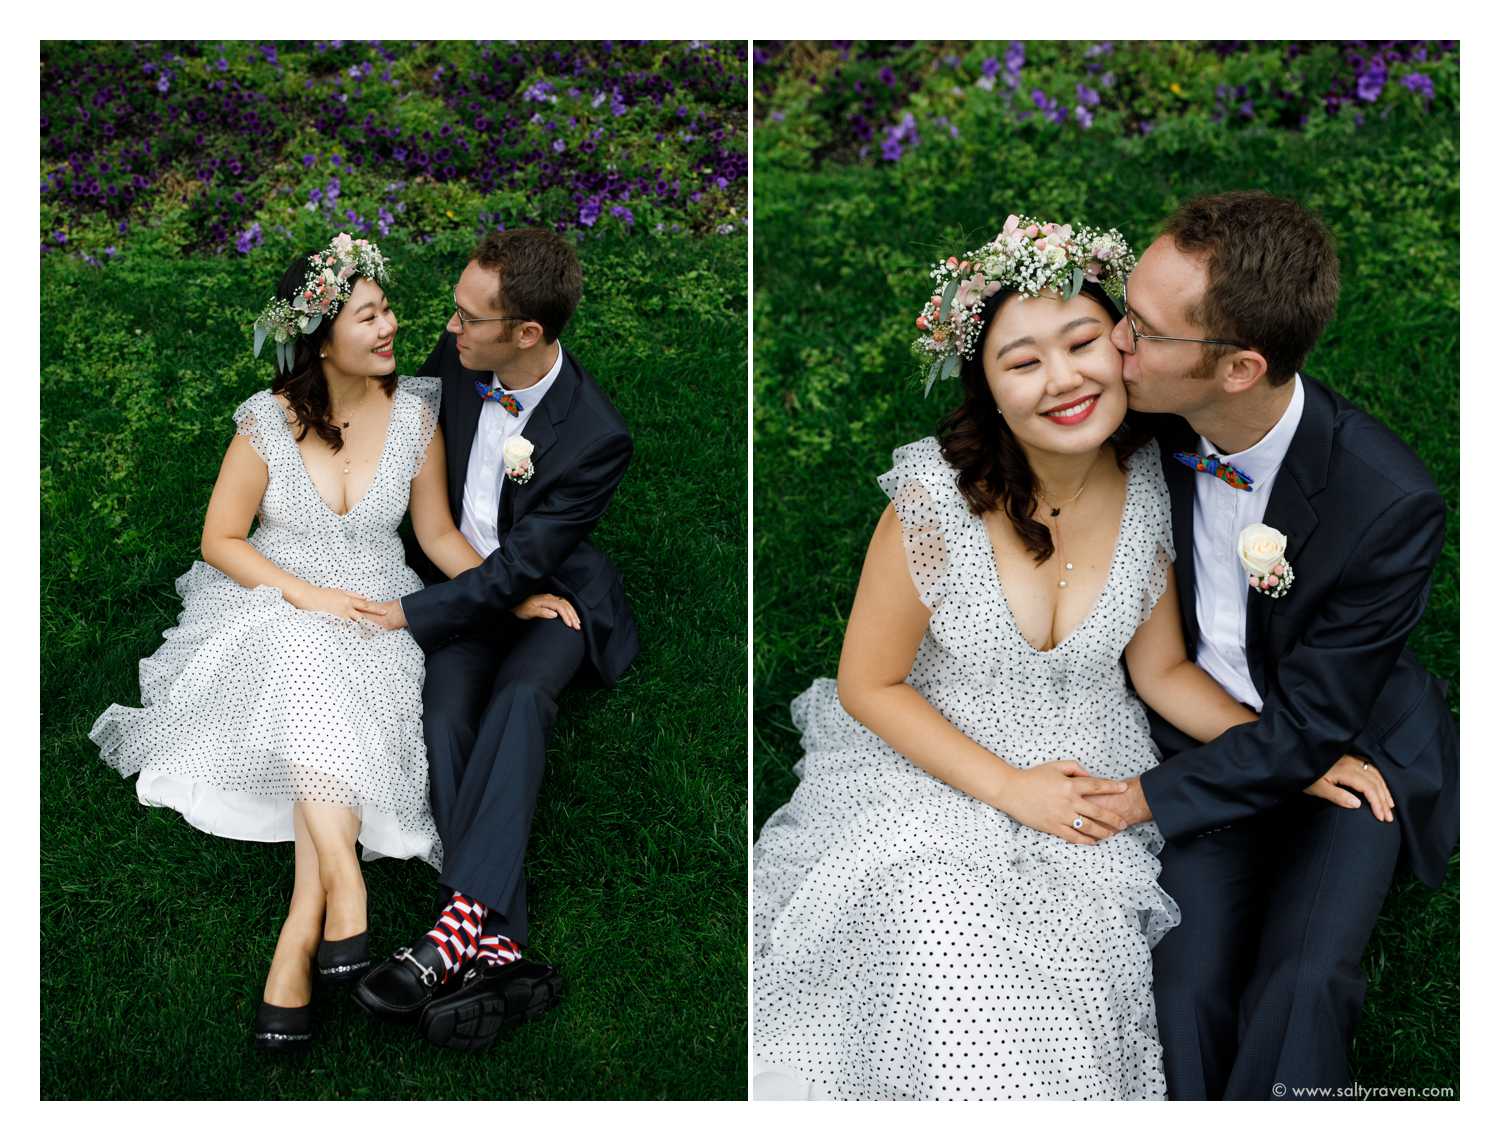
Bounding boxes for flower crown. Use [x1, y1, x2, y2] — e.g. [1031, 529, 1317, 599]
[252, 233, 391, 373]
[913, 214, 1136, 395]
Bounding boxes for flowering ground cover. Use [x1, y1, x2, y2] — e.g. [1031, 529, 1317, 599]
[41, 41, 746, 1100]
[43, 40, 747, 263]
[754, 40, 1458, 1096]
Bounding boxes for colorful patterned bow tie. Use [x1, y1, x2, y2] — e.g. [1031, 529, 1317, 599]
[475, 379, 523, 416]
[1173, 450, 1254, 492]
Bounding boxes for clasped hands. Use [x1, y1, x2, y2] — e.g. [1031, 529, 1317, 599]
[298, 590, 580, 631]
[1007, 752, 1395, 847]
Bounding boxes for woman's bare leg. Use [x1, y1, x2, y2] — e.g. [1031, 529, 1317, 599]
[298, 801, 367, 940]
[262, 803, 326, 1006]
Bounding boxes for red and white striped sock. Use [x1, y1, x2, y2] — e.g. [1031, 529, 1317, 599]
[424, 893, 487, 982]
[476, 933, 522, 967]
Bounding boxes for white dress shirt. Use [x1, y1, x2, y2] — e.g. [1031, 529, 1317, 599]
[458, 342, 565, 559]
[1190, 373, 1305, 711]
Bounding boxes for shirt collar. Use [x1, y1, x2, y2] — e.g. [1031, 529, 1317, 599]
[1197, 372, 1304, 490]
[492, 340, 565, 408]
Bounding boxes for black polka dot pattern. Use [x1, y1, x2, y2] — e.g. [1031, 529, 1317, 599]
[90, 376, 445, 867]
[753, 436, 1181, 1100]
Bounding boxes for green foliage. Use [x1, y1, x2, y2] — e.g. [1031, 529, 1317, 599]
[754, 50, 1457, 1095]
[42, 232, 748, 1098]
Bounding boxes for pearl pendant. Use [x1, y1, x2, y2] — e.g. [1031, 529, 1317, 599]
[1065, 562, 1074, 571]
[1059, 579, 1068, 588]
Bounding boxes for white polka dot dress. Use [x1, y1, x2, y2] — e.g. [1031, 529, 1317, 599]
[90, 376, 444, 868]
[753, 436, 1182, 1101]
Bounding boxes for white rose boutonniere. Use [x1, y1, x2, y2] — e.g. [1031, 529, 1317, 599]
[503, 436, 535, 485]
[1238, 522, 1295, 599]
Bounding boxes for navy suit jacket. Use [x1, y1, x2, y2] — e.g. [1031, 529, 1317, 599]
[1138, 376, 1458, 888]
[400, 331, 640, 686]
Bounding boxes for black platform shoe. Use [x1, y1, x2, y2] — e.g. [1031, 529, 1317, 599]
[252, 1001, 315, 1054]
[418, 959, 562, 1051]
[316, 931, 372, 986]
[352, 939, 457, 1022]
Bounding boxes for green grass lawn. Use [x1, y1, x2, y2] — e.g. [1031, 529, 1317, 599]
[753, 112, 1458, 1093]
[42, 230, 747, 1098]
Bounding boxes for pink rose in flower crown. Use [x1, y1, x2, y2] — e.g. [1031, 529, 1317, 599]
[955, 273, 989, 310]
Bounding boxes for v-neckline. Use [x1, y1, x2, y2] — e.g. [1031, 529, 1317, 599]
[978, 452, 1134, 656]
[276, 387, 400, 520]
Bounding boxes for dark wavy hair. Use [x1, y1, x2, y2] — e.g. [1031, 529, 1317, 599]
[266, 253, 395, 451]
[937, 280, 1146, 565]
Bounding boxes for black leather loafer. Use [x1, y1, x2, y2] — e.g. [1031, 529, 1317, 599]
[352, 940, 455, 1021]
[418, 959, 562, 1051]
[252, 1000, 315, 1054]
[316, 931, 371, 985]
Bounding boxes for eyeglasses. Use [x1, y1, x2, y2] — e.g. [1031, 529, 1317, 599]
[1120, 277, 1249, 354]
[452, 289, 531, 332]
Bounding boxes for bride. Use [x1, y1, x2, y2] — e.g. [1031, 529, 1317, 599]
[752, 215, 1382, 1100]
[90, 234, 573, 1052]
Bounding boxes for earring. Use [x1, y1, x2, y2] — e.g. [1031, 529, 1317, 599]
[320, 351, 327, 359]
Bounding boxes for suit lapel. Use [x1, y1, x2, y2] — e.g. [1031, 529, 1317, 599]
[496, 347, 582, 533]
[1158, 420, 1202, 654]
[445, 350, 490, 523]
[1244, 378, 1333, 693]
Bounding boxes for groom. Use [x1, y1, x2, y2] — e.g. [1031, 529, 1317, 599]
[1088, 191, 1458, 1098]
[353, 227, 639, 1048]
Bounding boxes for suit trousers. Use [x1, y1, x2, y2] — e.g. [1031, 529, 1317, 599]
[420, 611, 586, 945]
[1152, 794, 1401, 1100]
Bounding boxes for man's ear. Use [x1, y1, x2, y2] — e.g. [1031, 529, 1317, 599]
[1221, 349, 1269, 396]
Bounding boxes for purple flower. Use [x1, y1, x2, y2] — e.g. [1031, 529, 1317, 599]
[981, 57, 1000, 79]
[769, 110, 785, 122]
[303, 154, 316, 168]
[53, 230, 67, 244]
[1005, 41, 1025, 73]
[1076, 83, 1100, 107]
[880, 137, 903, 161]
[579, 197, 601, 226]
[1356, 61, 1387, 102]
[1402, 72, 1434, 99]
[879, 67, 895, 87]
[610, 205, 634, 226]
[553, 138, 566, 153]
[215, 57, 228, 71]
[1074, 105, 1094, 129]
[234, 222, 262, 255]
[260, 44, 278, 66]
[156, 73, 170, 94]
[1240, 99, 1255, 118]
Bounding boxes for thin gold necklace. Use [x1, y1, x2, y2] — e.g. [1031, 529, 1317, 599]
[1037, 451, 1102, 589]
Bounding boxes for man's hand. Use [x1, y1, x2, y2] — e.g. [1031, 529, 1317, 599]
[1304, 754, 1394, 822]
[354, 598, 408, 631]
[1082, 776, 1153, 827]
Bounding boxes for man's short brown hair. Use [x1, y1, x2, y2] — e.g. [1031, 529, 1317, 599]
[1161, 190, 1340, 386]
[471, 228, 582, 343]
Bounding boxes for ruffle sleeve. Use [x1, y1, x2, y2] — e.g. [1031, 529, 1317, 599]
[232, 390, 277, 466]
[398, 375, 442, 482]
[875, 436, 972, 611]
[1132, 439, 1177, 628]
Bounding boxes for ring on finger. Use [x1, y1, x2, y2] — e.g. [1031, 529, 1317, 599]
[1072, 816, 1085, 831]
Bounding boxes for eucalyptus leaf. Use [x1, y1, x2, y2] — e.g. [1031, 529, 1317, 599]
[253, 323, 267, 358]
[1069, 266, 1084, 299]
[938, 277, 958, 322]
[923, 360, 941, 398]
[940, 353, 960, 381]
[303, 314, 321, 336]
